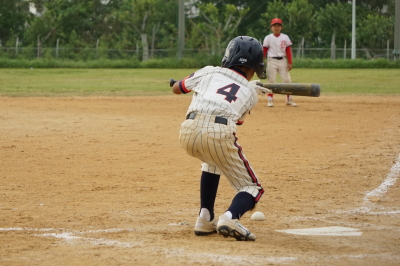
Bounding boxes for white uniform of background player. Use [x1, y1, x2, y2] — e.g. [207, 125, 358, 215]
[263, 18, 297, 107]
[172, 36, 268, 241]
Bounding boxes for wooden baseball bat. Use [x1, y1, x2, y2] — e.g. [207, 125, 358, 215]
[256, 82, 320, 97]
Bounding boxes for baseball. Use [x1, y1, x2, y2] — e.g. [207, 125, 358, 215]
[251, 211, 265, 221]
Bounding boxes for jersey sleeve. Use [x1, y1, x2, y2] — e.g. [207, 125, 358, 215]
[262, 35, 269, 48]
[177, 77, 191, 94]
[179, 66, 214, 94]
[263, 47, 268, 58]
[285, 46, 293, 64]
[237, 111, 249, 125]
[285, 34, 292, 47]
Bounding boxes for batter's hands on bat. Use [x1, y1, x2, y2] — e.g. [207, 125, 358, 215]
[250, 80, 272, 95]
[170, 78, 183, 94]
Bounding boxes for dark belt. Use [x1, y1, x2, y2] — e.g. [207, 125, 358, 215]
[271, 57, 283, 60]
[186, 113, 228, 125]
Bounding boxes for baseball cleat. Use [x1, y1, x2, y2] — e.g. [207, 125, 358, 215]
[286, 100, 297, 107]
[194, 216, 217, 236]
[216, 214, 256, 241]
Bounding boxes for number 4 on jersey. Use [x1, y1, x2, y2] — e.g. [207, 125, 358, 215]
[217, 83, 240, 103]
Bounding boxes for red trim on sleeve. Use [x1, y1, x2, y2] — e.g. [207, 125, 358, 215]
[179, 78, 191, 94]
[263, 47, 268, 58]
[285, 46, 292, 64]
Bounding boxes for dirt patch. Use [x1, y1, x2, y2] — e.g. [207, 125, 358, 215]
[1, 95, 400, 265]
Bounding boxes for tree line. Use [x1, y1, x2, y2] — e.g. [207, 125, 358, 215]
[0, 0, 395, 60]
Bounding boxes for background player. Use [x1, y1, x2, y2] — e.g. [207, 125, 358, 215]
[171, 36, 268, 241]
[263, 18, 297, 107]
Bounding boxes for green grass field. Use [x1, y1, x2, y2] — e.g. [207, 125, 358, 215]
[0, 68, 399, 97]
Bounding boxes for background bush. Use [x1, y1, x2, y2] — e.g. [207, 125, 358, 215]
[1, 57, 399, 69]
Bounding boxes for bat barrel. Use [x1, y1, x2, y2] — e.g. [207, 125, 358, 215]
[257, 82, 321, 97]
[310, 84, 320, 97]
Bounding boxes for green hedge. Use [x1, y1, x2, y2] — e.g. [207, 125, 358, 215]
[294, 58, 400, 68]
[0, 57, 399, 69]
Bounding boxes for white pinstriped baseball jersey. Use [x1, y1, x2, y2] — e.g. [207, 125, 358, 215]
[263, 33, 292, 58]
[178, 66, 258, 126]
[178, 66, 264, 202]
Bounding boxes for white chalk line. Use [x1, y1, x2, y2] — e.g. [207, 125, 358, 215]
[39, 233, 138, 248]
[287, 215, 400, 232]
[165, 252, 298, 265]
[0, 226, 301, 265]
[364, 154, 400, 200]
[0, 227, 141, 248]
[3, 226, 398, 264]
[2, 155, 399, 264]
[337, 153, 400, 216]
[277, 154, 400, 240]
[276, 154, 400, 233]
[0, 227, 299, 265]
[305, 253, 400, 263]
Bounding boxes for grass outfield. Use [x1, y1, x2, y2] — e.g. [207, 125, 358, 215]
[0, 68, 399, 97]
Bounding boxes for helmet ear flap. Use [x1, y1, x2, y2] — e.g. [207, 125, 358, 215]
[221, 57, 227, 66]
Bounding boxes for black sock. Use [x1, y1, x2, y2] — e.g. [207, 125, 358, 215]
[200, 171, 220, 221]
[227, 192, 255, 219]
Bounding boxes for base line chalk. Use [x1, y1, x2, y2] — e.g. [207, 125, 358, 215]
[364, 154, 400, 201]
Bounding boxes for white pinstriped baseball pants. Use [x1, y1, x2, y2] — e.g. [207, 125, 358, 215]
[179, 113, 264, 202]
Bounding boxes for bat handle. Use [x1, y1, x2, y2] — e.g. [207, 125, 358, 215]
[169, 78, 176, 87]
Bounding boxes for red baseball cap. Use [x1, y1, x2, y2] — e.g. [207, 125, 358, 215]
[270, 18, 283, 26]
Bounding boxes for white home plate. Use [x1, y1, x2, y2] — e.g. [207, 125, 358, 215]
[276, 226, 362, 236]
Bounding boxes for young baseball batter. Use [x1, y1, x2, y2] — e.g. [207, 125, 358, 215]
[263, 17, 296, 107]
[171, 36, 269, 241]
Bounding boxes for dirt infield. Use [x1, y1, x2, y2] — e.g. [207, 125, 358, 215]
[1, 95, 399, 265]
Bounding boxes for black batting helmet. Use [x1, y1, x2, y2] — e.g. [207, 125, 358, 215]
[221, 36, 264, 78]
